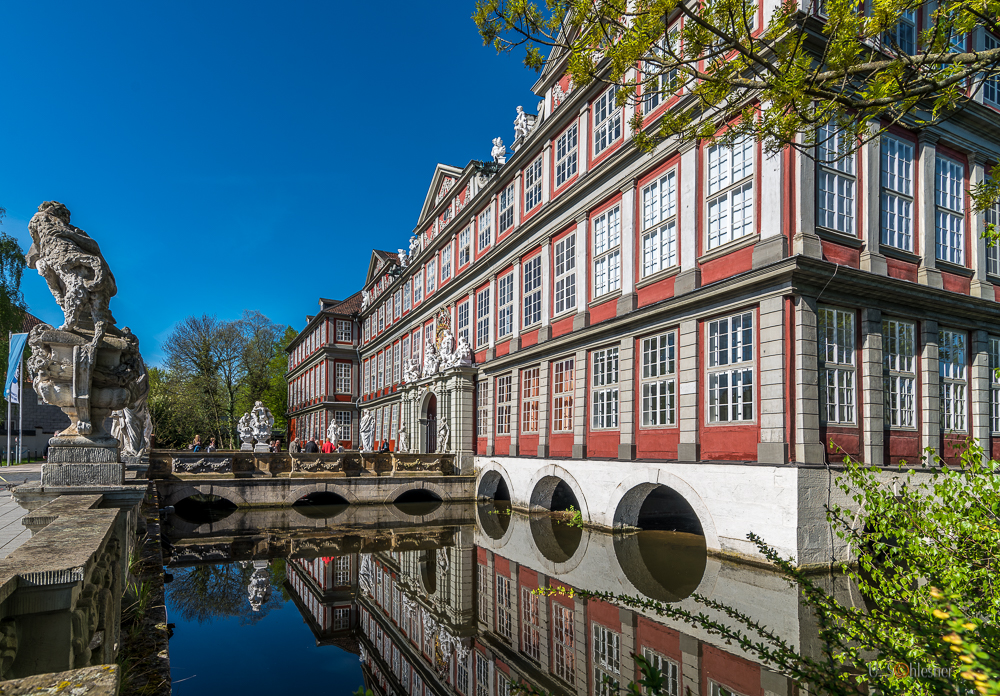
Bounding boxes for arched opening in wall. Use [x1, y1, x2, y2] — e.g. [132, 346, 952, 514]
[292, 491, 350, 519]
[394, 488, 443, 516]
[477, 470, 511, 502]
[421, 392, 438, 454]
[615, 484, 704, 534]
[529, 476, 581, 513]
[173, 493, 238, 525]
[419, 549, 437, 595]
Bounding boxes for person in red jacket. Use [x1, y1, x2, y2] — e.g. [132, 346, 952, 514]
[321, 438, 335, 453]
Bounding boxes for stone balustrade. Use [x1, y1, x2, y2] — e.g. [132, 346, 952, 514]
[149, 450, 457, 479]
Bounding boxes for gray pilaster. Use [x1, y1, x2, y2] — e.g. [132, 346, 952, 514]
[971, 329, 991, 446]
[573, 348, 588, 459]
[860, 127, 888, 275]
[618, 181, 638, 314]
[678, 319, 700, 462]
[577, 104, 589, 178]
[509, 369, 520, 457]
[795, 296, 825, 463]
[921, 320, 940, 454]
[970, 154, 994, 298]
[753, 147, 787, 268]
[537, 359, 551, 457]
[861, 308, 884, 466]
[484, 376, 495, 457]
[573, 597, 588, 696]
[680, 632, 699, 696]
[757, 296, 788, 463]
[510, 260, 522, 351]
[917, 134, 943, 288]
[618, 337, 637, 460]
[676, 142, 701, 294]
[793, 137, 823, 258]
[540, 240, 552, 342]
[574, 215, 590, 330]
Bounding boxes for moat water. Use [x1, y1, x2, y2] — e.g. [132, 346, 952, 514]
[163, 499, 807, 696]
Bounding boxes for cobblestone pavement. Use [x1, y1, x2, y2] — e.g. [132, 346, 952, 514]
[0, 463, 42, 559]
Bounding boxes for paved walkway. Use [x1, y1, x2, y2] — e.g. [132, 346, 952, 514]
[0, 463, 42, 559]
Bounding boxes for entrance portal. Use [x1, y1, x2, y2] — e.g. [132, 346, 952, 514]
[420, 393, 437, 453]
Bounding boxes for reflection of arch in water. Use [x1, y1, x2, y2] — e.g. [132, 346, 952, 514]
[528, 466, 589, 518]
[613, 530, 707, 602]
[172, 493, 238, 526]
[163, 484, 249, 509]
[476, 501, 513, 541]
[608, 472, 719, 551]
[419, 549, 437, 595]
[529, 515, 590, 574]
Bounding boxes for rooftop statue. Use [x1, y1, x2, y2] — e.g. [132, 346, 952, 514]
[491, 137, 506, 165]
[514, 106, 530, 141]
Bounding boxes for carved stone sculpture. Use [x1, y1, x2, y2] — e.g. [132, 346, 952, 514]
[438, 329, 456, 367]
[398, 248, 409, 268]
[451, 334, 474, 367]
[361, 289, 371, 309]
[409, 235, 420, 259]
[491, 137, 507, 165]
[237, 413, 254, 451]
[110, 354, 150, 463]
[247, 560, 272, 612]
[403, 355, 421, 383]
[396, 424, 409, 454]
[436, 419, 450, 454]
[536, 99, 545, 124]
[422, 335, 440, 378]
[359, 409, 376, 452]
[514, 105, 530, 141]
[326, 419, 341, 444]
[250, 401, 274, 452]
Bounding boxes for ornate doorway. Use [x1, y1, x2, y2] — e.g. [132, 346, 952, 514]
[420, 393, 437, 453]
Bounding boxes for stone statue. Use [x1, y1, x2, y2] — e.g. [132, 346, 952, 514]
[396, 423, 409, 454]
[436, 419, 450, 454]
[361, 289, 371, 309]
[422, 335, 440, 378]
[237, 413, 254, 451]
[438, 329, 455, 366]
[452, 334, 474, 367]
[491, 137, 507, 165]
[514, 105, 530, 141]
[359, 409, 376, 452]
[536, 99, 545, 123]
[403, 355, 421, 383]
[398, 248, 409, 268]
[250, 401, 274, 452]
[110, 354, 150, 463]
[247, 560, 272, 612]
[326, 419, 341, 444]
[409, 235, 420, 258]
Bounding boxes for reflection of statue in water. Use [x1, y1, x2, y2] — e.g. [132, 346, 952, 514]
[359, 409, 376, 452]
[247, 560, 272, 612]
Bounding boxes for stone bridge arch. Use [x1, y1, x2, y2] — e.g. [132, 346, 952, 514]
[525, 464, 590, 521]
[283, 482, 361, 506]
[161, 483, 251, 509]
[383, 479, 449, 505]
[476, 461, 513, 501]
[606, 470, 719, 550]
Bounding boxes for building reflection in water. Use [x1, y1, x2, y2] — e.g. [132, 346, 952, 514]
[165, 502, 810, 696]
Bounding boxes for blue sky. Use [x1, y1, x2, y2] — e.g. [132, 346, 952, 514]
[1, 0, 539, 365]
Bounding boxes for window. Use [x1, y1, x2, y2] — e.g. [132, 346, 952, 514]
[336, 320, 352, 342]
[641, 333, 676, 426]
[478, 208, 493, 251]
[413, 327, 422, 366]
[552, 604, 575, 685]
[458, 300, 471, 343]
[426, 258, 437, 294]
[991, 338, 1000, 433]
[441, 245, 452, 281]
[497, 673, 511, 696]
[593, 206, 621, 297]
[641, 171, 678, 276]
[499, 183, 515, 234]
[391, 403, 399, 442]
[710, 682, 747, 696]
[402, 334, 410, 371]
[477, 382, 489, 437]
[986, 34, 1000, 107]
[521, 587, 541, 661]
[552, 358, 575, 431]
[496, 574, 513, 640]
[384, 347, 392, 387]
[643, 29, 680, 112]
[394, 290, 401, 319]
[476, 653, 491, 696]
[457, 653, 471, 695]
[498, 274, 514, 339]
[524, 156, 543, 211]
[817, 124, 856, 235]
[819, 307, 856, 424]
[336, 362, 351, 394]
[375, 406, 383, 442]
[940, 329, 967, 432]
[592, 347, 619, 429]
[593, 624, 621, 696]
[460, 225, 472, 266]
[497, 375, 512, 435]
[881, 135, 914, 251]
[883, 319, 916, 428]
[334, 555, 351, 585]
[555, 124, 579, 187]
[987, 197, 1000, 274]
[641, 650, 679, 696]
[414, 270, 423, 304]
[523, 256, 542, 327]
[706, 135, 754, 249]
[363, 359, 371, 393]
[477, 288, 491, 348]
[883, 9, 916, 53]
[477, 564, 490, 623]
[594, 86, 622, 155]
[935, 156, 965, 264]
[334, 411, 351, 442]
[377, 352, 385, 390]
[521, 367, 540, 433]
[707, 311, 754, 422]
[554, 234, 577, 315]
[403, 280, 412, 312]
[393, 342, 401, 384]
[378, 304, 384, 333]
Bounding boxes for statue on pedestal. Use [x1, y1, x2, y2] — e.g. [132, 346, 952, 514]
[326, 419, 341, 444]
[249, 401, 274, 452]
[359, 409, 376, 452]
[491, 137, 507, 165]
[422, 335, 440, 378]
[238, 413, 254, 451]
[396, 423, 409, 454]
[109, 355, 150, 463]
[436, 419, 450, 454]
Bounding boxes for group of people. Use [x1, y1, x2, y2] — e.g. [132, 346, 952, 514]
[288, 436, 346, 454]
[189, 435, 217, 452]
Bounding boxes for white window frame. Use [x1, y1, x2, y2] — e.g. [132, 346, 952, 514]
[593, 86, 622, 155]
[336, 319, 352, 343]
[552, 358, 575, 432]
[413, 270, 423, 304]
[520, 586, 541, 661]
[476, 288, 491, 348]
[475, 653, 491, 696]
[819, 307, 856, 424]
[641, 649, 679, 696]
[707, 311, 755, 423]
[521, 367, 540, 433]
[882, 9, 916, 54]
[496, 374, 512, 436]
[552, 604, 575, 685]
[499, 183, 515, 234]
[990, 337, 1000, 433]
[883, 318, 916, 429]
[555, 123, 578, 188]
[394, 290, 401, 319]
[426, 258, 437, 294]
[393, 342, 401, 384]
[478, 208, 493, 251]
[497, 273, 514, 339]
[706, 134, 755, 249]
[593, 205, 622, 298]
[495, 573, 512, 638]
[592, 623, 622, 696]
[935, 155, 965, 264]
[643, 28, 680, 112]
[441, 244, 452, 281]
[524, 156, 543, 211]
[986, 33, 1000, 107]
[377, 352, 385, 390]
[334, 411, 351, 442]
[459, 224, 472, 266]
[986, 196, 1000, 275]
[403, 280, 412, 312]
[336, 362, 351, 394]
[592, 347, 620, 429]
[940, 329, 967, 432]
[477, 382, 489, 437]
[641, 170, 678, 277]
[881, 135, 915, 251]
[457, 300, 471, 344]
[641, 332, 676, 427]
[522, 255, 542, 327]
[816, 124, 856, 236]
[554, 233, 577, 315]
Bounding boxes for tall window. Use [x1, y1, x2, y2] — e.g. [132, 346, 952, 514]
[524, 157, 543, 211]
[555, 124, 579, 187]
[642, 650, 679, 696]
[593, 624, 622, 696]
[641, 171, 678, 276]
[552, 604, 576, 685]
[883, 319, 916, 428]
[707, 311, 755, 422]
[881, 9, 916, 52]
[393, 342, 401, 384]
[706, 135, 754, 249]
[593, 206, 622, 297]
[403, 280, 412, 312]
[477, 288, 491, 348]
[413, 270, 423, 304]
[940, 329, 967, 432]
[990, 337, 1000, 433]
[986, 33, 1000, 107]
[402, 335, 410, 372]
[521, 367, 540, 433]
[478, 208, 493, 251]
[390, 403, 399, 442]
[457, 653, 471, 695]
[498, 274, 514, 338]
[460, 225, 472, 266]
[496, 574, 513, 640]
[477, 382, 489, 436]
[523, 255, 542, 327]
[881, 135, 914, 251]
[987, 197, 1000, 274]
[364, 359, 371, 393]
[477, 564, 490, 622]
[520, 587, 541, 661]
[594, 86, 622, 155]
[476, 653, 491, 696]
[592, 347, 619, 429]
[817, 124, 856, 235]
[641, 333, 676, 426]
[394, 290, 401, 319]
[552, 358, 575, 431]
[496, 375, 512, 435]
[554, 234, 577, 315]
[819, 307, 856, 424]
[334, 411, 351, 442]
[336, 320, 352, 342]
[643, 29, 680, 112]
[935, 156, 965, 264]
[457, 300, 470, 343]
[499, 183, 515, 234]
[336, 362, 351, 394]
[378, 304, 385, 332]
[413, 327, 422, 367]
[426, 258, 437, 294]
[377, 352, 385, 390]
[441, 245, 452, 281]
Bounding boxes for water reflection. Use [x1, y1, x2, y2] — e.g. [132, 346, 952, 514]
[164, 502, 801, 696]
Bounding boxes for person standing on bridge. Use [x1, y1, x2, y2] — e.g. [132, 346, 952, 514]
[321, 438, 334, 454]
[289, 438, 300, 454]
[304, 436, 319, 453]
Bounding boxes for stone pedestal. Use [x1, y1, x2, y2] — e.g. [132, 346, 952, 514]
[41, 462, 124, 487]
[241, 443, 253, 451]
[253, 443, 270, 453]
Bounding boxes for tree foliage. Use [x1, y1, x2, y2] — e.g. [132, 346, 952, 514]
[474, 0, 1000, 210]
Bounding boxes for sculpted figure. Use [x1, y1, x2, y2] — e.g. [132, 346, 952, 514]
[361, 289, 371, 310]
[396, 423, 409, 454]
[237, 413, 255, 450]
[109, 354, 150, 459]
[422, 335, 440, 378]
[359, 409, 376, 452]
[326, 419, 341, 444]
[452, 334, 473, 367]
[491, 137, 507, 165]
[438, 329, 456, 368]
[536, 100, 545, 124]
[403, 355, 421, 383]
[513, 106, 530, 141]
[250, 401, 274, 449]
[409, 235, 420, 258]
[26, 202, 117, 331]
[398, 248, 409, 268]
[436, 419, 450, 454]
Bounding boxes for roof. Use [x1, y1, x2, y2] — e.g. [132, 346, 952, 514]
[417, 163, 465, 225]
[20, 312, 44, 333]
[364, 250, 402, 288]
[321, 291, 364, 316]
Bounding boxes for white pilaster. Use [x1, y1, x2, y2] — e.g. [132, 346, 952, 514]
[917, 134, 943, 288]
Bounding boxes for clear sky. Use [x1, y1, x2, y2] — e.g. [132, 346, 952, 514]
[1, 0, 539, 365]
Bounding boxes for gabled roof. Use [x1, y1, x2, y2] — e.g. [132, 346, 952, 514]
[364, 250, 401, 288]
[320, 291, 363, 316]
[417, 163, 465, 226]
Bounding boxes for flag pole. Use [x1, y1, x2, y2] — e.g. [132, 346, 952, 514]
[17, 354, 23, 464]
[5, 331, 10, 468]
